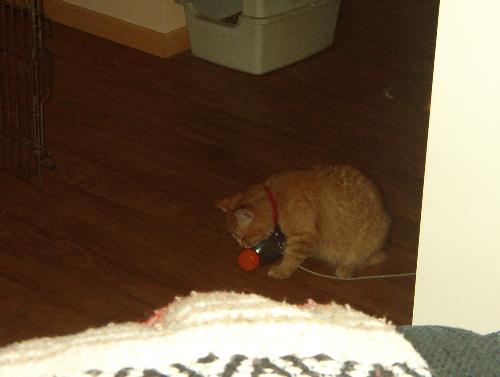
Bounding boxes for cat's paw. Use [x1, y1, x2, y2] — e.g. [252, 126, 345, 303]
[335, 266, 354, 279]
[267, 265, 294, 279]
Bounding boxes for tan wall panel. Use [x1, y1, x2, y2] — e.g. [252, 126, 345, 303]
[44, 0, 189, 58]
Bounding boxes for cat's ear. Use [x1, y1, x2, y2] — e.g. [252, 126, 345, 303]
[234, 208, 253, 225]
[215, 194, 241, 213]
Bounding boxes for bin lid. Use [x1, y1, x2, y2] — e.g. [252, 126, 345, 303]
[176, 0, 243, 22]
[243, 0, 321, 18]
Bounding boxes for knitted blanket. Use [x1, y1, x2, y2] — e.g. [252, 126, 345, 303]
[398, 325, 500, 377]
[0, 291, 431, 377]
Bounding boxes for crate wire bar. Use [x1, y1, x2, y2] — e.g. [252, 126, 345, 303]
[0, 0, 53, 188]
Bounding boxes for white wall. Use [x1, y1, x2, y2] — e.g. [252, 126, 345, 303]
[63, 0, 186, 33]
[412, 0, 500, 334]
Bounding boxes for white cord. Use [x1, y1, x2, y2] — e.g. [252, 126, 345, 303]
[299, 266, 416, 281]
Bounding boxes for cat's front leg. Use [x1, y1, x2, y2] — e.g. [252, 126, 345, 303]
[268, 233, 316, 279]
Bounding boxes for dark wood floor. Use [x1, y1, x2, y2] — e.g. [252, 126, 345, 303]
[0, 0, 438, 346]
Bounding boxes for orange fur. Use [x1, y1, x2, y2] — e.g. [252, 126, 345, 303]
[216, 165, 391, 279]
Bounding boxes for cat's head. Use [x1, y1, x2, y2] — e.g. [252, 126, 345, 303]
[216, 186, 274, 248]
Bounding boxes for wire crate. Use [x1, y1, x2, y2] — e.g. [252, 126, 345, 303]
[0, 0, 54, 188]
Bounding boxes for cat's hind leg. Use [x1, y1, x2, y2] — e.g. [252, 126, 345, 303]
[364, 251, 387, 266]
[334, 251, 387, 278]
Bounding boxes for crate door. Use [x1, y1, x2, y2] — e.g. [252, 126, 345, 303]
[0, 0, 54, 188]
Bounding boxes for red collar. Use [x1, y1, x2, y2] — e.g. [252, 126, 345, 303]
[265, 187, 279, 227]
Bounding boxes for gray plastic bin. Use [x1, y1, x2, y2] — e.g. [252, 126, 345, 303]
[176, 0, 341, 75]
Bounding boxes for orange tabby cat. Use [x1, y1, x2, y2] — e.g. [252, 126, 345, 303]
[216, 165, 391, 279]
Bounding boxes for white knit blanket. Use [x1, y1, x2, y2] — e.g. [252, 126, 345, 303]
[0, 291, 431, 377]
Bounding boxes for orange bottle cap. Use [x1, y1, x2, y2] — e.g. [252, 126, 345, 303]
[238, 248, 260, 271]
